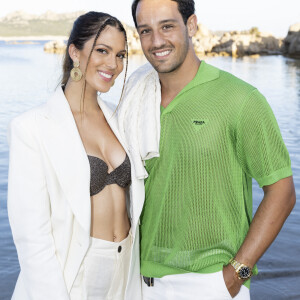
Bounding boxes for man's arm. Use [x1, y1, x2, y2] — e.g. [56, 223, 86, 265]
[223, 176, 296, 297]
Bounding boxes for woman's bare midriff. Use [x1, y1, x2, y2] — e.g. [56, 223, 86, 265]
[90, 184, 130, 242]
[72, 107, 131, 242]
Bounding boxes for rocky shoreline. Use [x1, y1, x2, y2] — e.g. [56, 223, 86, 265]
[42, 23, 300, 58]
[1, 11, 298, 58]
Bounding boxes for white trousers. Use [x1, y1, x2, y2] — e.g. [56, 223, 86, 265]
[70, 232, 132, 300]
[142, 271, 250, 300]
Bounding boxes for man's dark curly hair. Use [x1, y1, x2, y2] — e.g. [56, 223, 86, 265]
[131, 0, 195, 28]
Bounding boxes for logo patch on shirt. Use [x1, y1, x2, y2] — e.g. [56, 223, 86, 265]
[192, 119, 209, 131]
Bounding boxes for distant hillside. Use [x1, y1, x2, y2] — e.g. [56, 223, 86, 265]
[2, 10, 296, 58]
[0, 10, 85, 37]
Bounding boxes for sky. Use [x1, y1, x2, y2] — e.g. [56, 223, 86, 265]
[1, 0, 299, 37]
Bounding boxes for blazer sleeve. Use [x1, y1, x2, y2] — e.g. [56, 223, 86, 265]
[7, 116, 70, 299]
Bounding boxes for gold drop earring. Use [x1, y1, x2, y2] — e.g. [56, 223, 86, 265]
[70, 61, 82, 81]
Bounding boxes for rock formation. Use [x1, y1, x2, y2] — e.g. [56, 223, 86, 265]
[282, 23, 300, 58]
[192, 24, 220, 54]
[42, 25, 283, 58]
[123, 24, 142, 55]
[44, 40, 66, 54]
[211, 29, 282, 57]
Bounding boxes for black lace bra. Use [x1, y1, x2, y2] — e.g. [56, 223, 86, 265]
[88, 154, 131, 196]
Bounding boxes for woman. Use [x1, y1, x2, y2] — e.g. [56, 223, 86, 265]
[7, 12, 143, 300]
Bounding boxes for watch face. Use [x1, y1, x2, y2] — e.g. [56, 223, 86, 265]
[239, 266, 251, 279]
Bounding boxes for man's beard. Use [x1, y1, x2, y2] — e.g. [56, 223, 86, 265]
[146, 30, 190, 74]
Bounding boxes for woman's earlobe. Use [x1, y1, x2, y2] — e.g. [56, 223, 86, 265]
[69, 44, 80, 62]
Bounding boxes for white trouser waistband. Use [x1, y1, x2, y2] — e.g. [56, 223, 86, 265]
[70, 231, 132, 300]
[142, 271, 250, 300]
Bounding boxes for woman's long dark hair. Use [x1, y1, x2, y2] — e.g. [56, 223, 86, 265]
[62, 11, 128, 112]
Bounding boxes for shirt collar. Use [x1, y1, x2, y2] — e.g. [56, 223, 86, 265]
[162, 61, 220, 115]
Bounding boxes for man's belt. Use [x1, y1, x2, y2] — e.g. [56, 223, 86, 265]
[143, 276, 154, 287]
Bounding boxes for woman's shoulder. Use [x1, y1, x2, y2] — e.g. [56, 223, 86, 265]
[8, 104, 48, 149]
[10, 104, 47, 130]
[11, 86, 64, 129]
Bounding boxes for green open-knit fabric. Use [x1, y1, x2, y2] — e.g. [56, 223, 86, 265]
[140, 62, 292, 288]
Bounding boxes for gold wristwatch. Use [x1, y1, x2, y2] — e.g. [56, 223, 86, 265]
[229, 258, 253, 280]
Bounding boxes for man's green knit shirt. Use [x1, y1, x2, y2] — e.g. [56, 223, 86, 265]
[140, 61, 292, 284]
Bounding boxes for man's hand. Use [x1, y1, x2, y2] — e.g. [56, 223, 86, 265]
[222, 264, 243, 298]
[234, 176, 295, 268]
[223, 176, 295, 298]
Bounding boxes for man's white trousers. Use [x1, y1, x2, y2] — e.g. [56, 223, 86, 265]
[142, 271, 250, 300]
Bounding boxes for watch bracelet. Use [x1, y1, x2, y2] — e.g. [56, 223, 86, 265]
[229, 258, 252, 279]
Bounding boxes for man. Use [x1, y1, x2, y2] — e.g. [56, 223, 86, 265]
[121, 0, 296, 299]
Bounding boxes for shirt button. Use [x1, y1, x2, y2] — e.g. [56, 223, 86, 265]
[118, 246, 122, 253]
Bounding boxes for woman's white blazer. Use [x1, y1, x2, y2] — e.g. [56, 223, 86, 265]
[7, 87, 145, 300]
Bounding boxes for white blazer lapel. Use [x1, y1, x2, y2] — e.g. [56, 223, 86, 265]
[40, 87, 91, 233]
